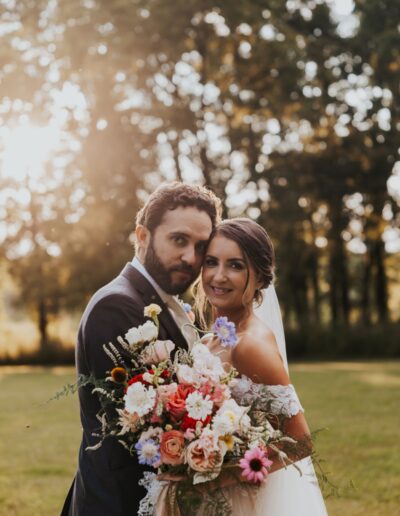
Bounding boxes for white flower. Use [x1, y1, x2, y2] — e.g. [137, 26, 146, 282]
[144, 304, 162, 318]
[116, 409, 141, 434]
[139, 426, 163, 443]
[125, 321, 158, 346]
[213, 399, 250, 435]
[212, 410, 239, 436]
[142, 372, 156, 384]
[176, 364, 203, 387]
[185, 391, 213, 421]
[140, 320, 158, 342]
[124, 382, 156, 416]
[125, 326, 143, 345]
[191, 343, 211, 359]
[193, 352, 225, 382]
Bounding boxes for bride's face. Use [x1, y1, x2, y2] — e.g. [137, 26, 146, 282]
[202, 234, 257, 311]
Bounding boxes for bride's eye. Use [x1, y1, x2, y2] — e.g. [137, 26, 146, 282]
[231, 261, 245, 270]
[204, 257, 217, 267]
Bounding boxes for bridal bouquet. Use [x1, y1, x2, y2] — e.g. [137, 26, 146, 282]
[75, 304, 294, 515]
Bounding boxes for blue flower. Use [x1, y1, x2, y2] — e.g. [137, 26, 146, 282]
[212, 316, 238, 348]
[135, 439, 161, 467]
[182, 302, 193, 314]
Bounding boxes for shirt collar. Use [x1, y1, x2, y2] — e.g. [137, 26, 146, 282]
[131, 256, 170, 303]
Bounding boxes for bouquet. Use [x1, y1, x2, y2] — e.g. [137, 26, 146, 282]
[74, 304, 297, 515]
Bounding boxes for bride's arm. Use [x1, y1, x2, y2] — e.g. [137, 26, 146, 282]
[232, 330, 313, 471]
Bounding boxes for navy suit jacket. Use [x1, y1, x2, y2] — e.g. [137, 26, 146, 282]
[61, 263, 188, 516]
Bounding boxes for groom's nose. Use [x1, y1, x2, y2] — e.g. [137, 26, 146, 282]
[181, 245, 196, 266]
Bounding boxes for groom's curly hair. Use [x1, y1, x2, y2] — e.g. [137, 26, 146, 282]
[136, 182, 222, 232]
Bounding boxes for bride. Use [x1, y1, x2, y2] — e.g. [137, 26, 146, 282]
[197, 217, 328, 516]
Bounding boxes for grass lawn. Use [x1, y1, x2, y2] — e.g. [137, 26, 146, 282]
[1, 362, 399, 516]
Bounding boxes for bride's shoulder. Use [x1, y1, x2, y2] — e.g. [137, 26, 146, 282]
[236, 317, 279, 357]
[232, 318, 288, 385]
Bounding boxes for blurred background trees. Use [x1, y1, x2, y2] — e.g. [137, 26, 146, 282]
[0, 0, 399, 361]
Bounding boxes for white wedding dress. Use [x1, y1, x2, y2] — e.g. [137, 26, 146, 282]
[221, 376, 328, 516]
[219, 285, 327, 516]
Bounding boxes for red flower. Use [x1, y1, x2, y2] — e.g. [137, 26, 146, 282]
[166, 384, 195, 420]
[180, 414, 212, 431]
[126, 368, 171, 392]
[127, 373, 147, 386]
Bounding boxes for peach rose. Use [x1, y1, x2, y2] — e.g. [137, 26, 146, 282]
[166, 384, 194, 420]
[185, 439, 225, 473]
[160, 430, 185, 465]
[142, 340, 175, 365]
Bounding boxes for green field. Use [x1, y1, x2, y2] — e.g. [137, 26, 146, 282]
[1, 362, 399, 516]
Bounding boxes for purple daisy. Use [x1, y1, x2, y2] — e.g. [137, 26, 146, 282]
[212, 316, 238, 348]
[135, 439, 161, 467]
[182, 302, 193, 314]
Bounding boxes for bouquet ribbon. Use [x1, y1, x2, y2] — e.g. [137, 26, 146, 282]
[155, 482, 181, 516]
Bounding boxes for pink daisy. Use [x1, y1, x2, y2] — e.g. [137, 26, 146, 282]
[239, 447, 273, 483]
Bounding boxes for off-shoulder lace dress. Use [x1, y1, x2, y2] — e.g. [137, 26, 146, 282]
[220, 376, 328, 516]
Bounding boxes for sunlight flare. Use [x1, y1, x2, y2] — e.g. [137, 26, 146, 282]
[1, 124, 60, 183]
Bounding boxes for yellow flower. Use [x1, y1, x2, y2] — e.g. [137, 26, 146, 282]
[219, 434, 235, 450]
[144, 304, 162, 318]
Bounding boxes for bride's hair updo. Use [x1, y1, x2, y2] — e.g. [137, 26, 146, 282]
[211, 218, 275, 303]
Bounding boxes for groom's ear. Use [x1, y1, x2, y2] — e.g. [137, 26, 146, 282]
[135, 225, 151, 252]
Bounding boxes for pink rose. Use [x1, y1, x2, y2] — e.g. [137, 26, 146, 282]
[199, 381, 231, 407]
[157, 383, 178, 405]
[142, 340, 175, 365]
[160, 430, 185, 465]
[185, 439, 225, 473]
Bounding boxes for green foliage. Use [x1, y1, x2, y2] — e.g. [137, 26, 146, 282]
[286, 323, 400, 359]
[0, 0, 399, 351]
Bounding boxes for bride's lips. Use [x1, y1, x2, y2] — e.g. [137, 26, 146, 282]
[209, 286, 232, 296]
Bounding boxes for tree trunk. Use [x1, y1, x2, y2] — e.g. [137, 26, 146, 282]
[372, 239, 389, 323]
[171, 139, 183, 182]
[328, 243, 339, 326]
[309, 250, 321, 324]
[339, 241, 350, 325]
[361, 244, 372, 325]
[38, 298, 49, 353]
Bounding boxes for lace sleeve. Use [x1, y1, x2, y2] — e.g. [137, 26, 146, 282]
[265, 384, 304, 418]
[230, 377, 304, 418]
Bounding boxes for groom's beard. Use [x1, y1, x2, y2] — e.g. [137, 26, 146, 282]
[144, 240, 197, 295]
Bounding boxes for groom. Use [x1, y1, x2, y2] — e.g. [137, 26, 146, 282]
[61, 182, 221, 516]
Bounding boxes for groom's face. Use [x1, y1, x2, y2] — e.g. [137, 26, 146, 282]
[143, 206, 213, 295]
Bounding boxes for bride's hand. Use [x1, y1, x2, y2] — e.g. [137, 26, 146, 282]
[197, 467, 245, 493]
[157, 473, 185, 482]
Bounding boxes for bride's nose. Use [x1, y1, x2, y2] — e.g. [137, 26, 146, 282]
[213, 265, 227, 282]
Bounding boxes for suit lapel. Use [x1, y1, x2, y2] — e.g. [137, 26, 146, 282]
[120, 263, 188, 351]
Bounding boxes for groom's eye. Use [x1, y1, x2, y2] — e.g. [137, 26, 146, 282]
[171, 235, 186, 246]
